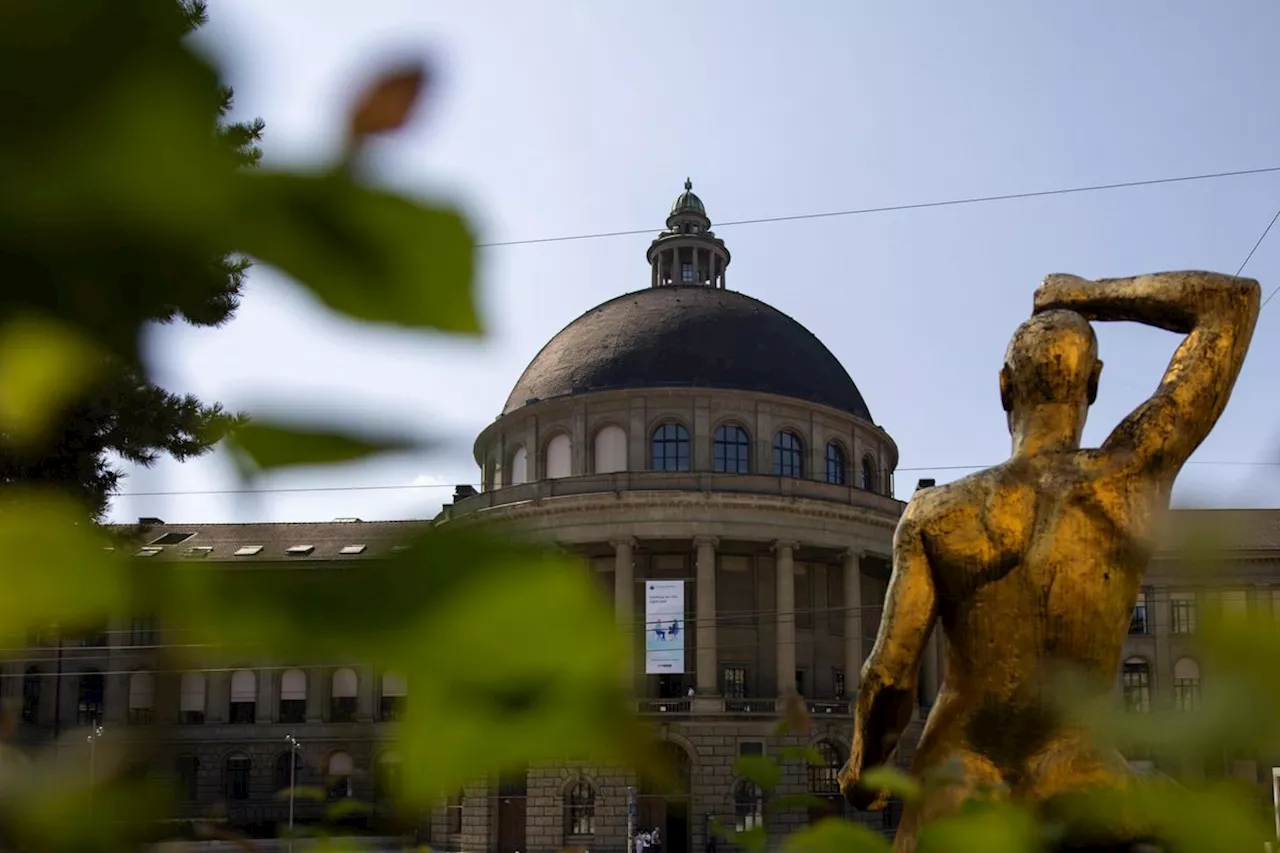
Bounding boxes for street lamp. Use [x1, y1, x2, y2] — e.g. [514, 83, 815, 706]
[87, 725, 104, 818]
[285, 734, 301, 852]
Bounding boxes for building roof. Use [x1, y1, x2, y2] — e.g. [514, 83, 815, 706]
[501, 285, 875, 420]
[670, 178, 705, 217]
[112, 509, 1280, 560]
[114, 519, 429, 562]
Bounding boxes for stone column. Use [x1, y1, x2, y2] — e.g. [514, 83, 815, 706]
[843, 549, 864, 696]
[613, 538, 636, 693]
[694, 536, 719, 702]
[774, 541, 799, 699]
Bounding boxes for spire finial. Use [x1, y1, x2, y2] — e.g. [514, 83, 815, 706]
[684, 177, 693, 191]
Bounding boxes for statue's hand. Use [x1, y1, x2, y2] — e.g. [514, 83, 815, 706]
[1033, 273, 1092, 315]
[838, 760, 890, 812]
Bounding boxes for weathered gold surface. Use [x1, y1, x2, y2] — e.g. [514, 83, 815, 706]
[839, 272, 1261, 851]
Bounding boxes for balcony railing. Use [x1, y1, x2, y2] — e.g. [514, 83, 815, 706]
[638, 699, 691, 714]
[807, 700, 851, 716]
[723, 698, 777, 714]
[445, 470, 903, 521]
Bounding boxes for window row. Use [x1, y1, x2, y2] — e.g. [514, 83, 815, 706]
[20, 667, 407, 727]
[178, 749, 401, 802]
[494, 423, 888, 491]
[1129, 589, 1265, 636]
[1121, 656, 1202, 713]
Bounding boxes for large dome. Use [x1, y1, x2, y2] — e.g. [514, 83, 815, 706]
[502, 285, 873, 420]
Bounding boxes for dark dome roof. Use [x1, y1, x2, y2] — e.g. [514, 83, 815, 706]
[502, 286, 873, 420]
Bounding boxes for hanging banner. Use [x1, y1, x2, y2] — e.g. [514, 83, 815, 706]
[644, 580, 685, 674]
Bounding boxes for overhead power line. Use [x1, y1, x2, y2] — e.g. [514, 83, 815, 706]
[477, 165, 1280, 248]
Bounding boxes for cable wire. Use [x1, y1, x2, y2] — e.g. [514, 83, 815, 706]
[476, 165, 1280, 248]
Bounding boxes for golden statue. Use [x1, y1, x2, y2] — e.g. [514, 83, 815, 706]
[839, 272, 1261, 851]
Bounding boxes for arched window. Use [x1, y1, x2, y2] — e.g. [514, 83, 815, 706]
[808, 741, 845, 821]
[825, 442, 847, 485]
[733, 779, 765, 831]
[279, 668, 307, 723]
[275, 750, 302, 793]
[176, 755, 199, 801]
[224, 753, 251, 800]
[545, 434, 572, 479]
[331, 668, 358, 722]
[1121, 657, 1151, 713]
[128, 671, 155, 724]
[77, 670, 104, 726]
[1174, 658, 1201, 711]
[380, 671, 407, 721]
[713, 424, 750, 474]
[229, 669, 256, 724]
[21, 667, 40, 724]
[565, 780, 596, 839]
[651, 423, 690, 471]
[593, 425, 628, 473]
[179, 672, 206, 725]
[860, 455, 877, 492]
[772, 431, 804, 478]
[327, 751, 354, 798]
[375, 751, 402, 800]
[510, 445, 528, 486]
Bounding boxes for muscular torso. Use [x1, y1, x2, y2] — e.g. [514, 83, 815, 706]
[913, 450, 1167, 785]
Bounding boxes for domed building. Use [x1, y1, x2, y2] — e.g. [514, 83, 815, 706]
[436, 181, 939, 852]
[9, 182, 1280, 852]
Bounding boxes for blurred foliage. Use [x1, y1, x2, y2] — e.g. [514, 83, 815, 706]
[0, 2, 1276, 853]
[0, 0, 640, 849]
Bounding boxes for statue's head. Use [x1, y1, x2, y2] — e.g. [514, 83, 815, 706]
[1000, 309, 1103, 441]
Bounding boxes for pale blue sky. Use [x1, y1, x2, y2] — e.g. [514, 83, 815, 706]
[109, 1, 1280, 524]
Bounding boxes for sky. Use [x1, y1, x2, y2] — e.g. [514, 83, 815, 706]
[108, 1, 1280, 525]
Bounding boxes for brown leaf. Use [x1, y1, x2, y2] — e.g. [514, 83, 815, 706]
[349, 64, 427, 137]
[781, 692, 813, 736]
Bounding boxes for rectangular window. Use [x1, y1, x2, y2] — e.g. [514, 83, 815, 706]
[723, 666, 747, 698]
[130, 617, 158, 647]
[1121, 662, 1151, 713]
[1174, 678, 1201, 711]
[331, 696, 358, 723]
[179, 710, 205, 725]
[380, 695, 403, 721]
[833, 669, 845, 699]
[1129, 590, 1149, 635]
[681, 262, 696, 283]
[796, 565, 812, 630]
[279, 699, 306, 724]
[446, 793, 464, 835]
[739, 741, 764, 756]
[795, 669, 807, 697]
[128, 707, 154, 725]
[1171, 592, 1198, 635]
[229, 701, 255, 725]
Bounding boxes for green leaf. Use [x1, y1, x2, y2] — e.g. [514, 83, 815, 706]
[784, 818, 893, 853]
[325, 797, 372, 821]
[728, 826, 767, 853]
[233, 169, 478, 334]
[861, 765, 921, 803]
[733, 754, 783, 792]
[0, 490, 129, 635]
[0, 315, 102, 446]
[916, 801, 1039, 853]
[227, 420, 421, 472]
[158, 526, 637, 802]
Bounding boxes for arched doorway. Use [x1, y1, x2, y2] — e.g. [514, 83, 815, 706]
[496, 765, 527, 853]
[639, 740, 691, 853]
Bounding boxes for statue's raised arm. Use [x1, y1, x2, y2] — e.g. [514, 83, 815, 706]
[1033, 271, 1260, 479]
